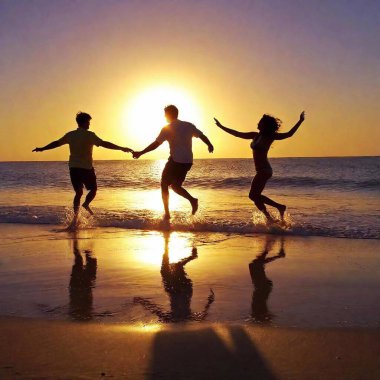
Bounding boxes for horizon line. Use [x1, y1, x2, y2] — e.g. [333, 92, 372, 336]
[0, 155, 379, 163]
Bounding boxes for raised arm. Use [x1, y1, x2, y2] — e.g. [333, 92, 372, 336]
[133, 140, 161, 159]
[178, 247, 198, 266]
[32, 140, 64, 152]
[214, 118, 257, 140]
[99, 140, 132, 152]
[274, 111, 305, 140]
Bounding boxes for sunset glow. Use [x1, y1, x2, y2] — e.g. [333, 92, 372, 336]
[1, 1, 379, 160]
[123, 86, 201, 142]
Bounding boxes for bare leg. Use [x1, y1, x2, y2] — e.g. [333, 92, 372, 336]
[161, 183, 170, 219]
[278, 204, 286, 220]
[82, 189, 96, 215]
[253, 198, 274, 222]
[261, 195, 286, 220]
[68, 189, 83, 227]
[249, 173, 274, 222]
[171, 184, 198, 215]
[73, 189, 83, 214]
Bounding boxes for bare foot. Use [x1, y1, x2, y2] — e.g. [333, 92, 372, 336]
[264, 212, 276, 225]
[67, 214, 79, 231]
[82, 203, 94, 215]
[191, 198, 199, 215]
[278, 205, 286, 220]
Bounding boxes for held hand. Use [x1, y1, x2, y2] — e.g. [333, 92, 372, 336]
[214, 117, 223, 128]
[299, 111, 305, 122]
[208, 144, 214, 153]
[122, 147, 132, 153]
[32, 147, 43, 152]
[133, 151, 142, 159]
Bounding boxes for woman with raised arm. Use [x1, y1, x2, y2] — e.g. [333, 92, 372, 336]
[214, 111, 305, 222]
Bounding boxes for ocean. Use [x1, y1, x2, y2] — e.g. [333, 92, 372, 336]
[0, 157, 379, 239]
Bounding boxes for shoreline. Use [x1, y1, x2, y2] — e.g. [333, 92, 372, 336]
[1, 221, 379, 240]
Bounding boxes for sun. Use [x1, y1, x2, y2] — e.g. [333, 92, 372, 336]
[123, 85, 201, 142]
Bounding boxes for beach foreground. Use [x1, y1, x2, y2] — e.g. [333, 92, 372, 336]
[1, 224, 380, 327]
[1, 223, 379, 379]
[1, 317, 380, 380]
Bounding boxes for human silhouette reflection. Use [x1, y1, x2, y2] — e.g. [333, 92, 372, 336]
[69, 236, 97, 321]
[249, 237, 285, 323]
[134, 233, 214, 322]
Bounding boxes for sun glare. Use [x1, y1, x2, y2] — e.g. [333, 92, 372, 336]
[136, 232, 195, 266]
[123, 86, 201, 142]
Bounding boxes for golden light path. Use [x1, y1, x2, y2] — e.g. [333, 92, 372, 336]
[136, 231, 195, 266]
[119, 86, 201, 266]
[123, 85, 202, 143]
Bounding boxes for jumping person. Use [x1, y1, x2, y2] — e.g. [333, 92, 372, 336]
[214, 111, 305, 222]
[33, 112, 131, 218]
[133, 105, 214, 220]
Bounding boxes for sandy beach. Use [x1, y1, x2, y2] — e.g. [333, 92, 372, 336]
[1, 317, 380, 379]
[0, 223, 379, 379]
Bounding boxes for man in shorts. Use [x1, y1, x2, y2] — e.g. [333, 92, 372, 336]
[133, 105, 214, 219]
[33, 112, 131, 217]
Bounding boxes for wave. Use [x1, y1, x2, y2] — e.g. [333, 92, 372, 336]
[191, 176, 380, 191]
[8, 176, 378, 192]
[63, 176, 378, 192]
[0, 206, 378, 240]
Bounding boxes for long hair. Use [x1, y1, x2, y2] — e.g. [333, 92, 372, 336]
[258, 114, 282, 136]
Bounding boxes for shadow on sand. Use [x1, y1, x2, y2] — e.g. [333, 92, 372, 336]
[148, 324, 277, 380]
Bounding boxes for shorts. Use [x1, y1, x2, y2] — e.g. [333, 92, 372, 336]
[69, 168, 97, 192]
[161, 158, 192, 186]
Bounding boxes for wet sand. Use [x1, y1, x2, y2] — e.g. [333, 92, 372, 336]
[1, 317, 380, 380]
[0, 224, 379, 379]
[1, 224, 379, 327]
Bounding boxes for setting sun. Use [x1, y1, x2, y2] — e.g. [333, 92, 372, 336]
[123, 86, 202, 143]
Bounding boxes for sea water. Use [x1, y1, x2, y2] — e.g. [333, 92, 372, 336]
[0, 157, 379, 239]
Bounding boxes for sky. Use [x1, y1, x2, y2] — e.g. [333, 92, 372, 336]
[0, 0, 379, 161]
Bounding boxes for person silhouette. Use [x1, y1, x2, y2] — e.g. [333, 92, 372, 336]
[249, 237, 285, 323]
[69, 236, 97, 321]
[32, 112, 132, 221]
[133, 105, 214, 220]
[214, 112, 305, 222]
[134, 233, 214, 322]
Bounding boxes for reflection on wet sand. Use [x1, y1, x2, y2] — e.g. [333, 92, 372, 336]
[249, 237, 285, 324]
[134, 232, 214, 322]
[69, 236, 97, 321]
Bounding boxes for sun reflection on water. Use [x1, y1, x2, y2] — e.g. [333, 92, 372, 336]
[135, 231, 195, 266]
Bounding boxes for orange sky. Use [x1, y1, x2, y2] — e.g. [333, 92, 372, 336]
[1, 1, 379, 161]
